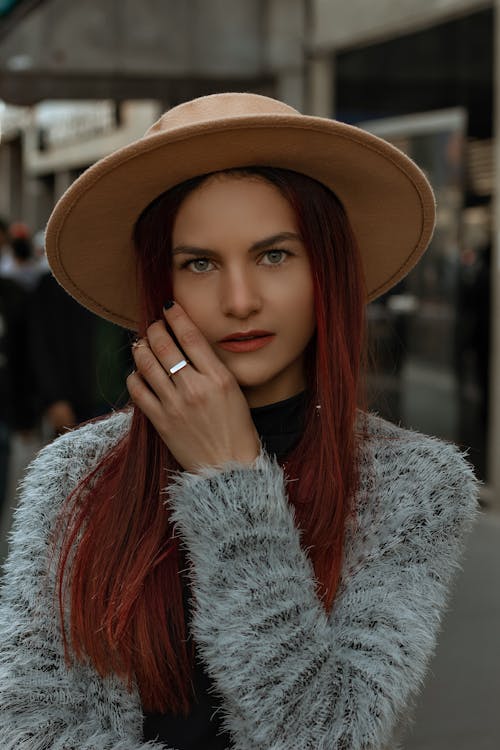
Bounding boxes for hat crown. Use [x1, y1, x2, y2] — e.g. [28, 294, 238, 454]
[46, 90, 436, 330]
[145, 92, 300, 137]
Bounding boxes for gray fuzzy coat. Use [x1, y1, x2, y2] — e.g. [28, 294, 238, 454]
[0, 408, 480, 750]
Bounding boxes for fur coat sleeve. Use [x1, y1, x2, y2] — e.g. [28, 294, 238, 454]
[0, 410, 480, 750]
[0, 411, 157, 750]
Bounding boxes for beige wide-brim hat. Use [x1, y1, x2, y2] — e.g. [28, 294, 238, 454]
[45, 92, 436, 331]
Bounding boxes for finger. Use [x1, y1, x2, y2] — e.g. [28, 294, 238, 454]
[161, 300, 221, 375]
[132, 338, 176, 401]
[144, 322, 192, 385]
[126, 370, 165, 424]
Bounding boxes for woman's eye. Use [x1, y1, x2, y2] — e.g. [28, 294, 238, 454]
[181, 257, 213, 273]
[263, 249, 290, 265]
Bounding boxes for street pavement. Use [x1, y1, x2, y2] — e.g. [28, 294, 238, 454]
[400, 507, 500, 749]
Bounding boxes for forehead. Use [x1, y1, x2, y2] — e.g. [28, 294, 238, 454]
[172, 174, 298, 239]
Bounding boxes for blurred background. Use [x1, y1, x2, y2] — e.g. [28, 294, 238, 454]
[0, 1, 498, 748]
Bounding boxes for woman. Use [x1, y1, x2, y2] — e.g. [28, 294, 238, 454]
[0, 93, 479, 750]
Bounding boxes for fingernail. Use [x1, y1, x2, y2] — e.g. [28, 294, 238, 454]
[163, 300, 175, 311]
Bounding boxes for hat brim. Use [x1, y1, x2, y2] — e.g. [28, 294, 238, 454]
[45, 114, 436, 331]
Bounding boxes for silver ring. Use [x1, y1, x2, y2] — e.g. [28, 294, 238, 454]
[168, 358, 189, 378]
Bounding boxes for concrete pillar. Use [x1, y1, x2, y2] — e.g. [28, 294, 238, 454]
[0, 147, 10, 219]
[54, 170, 74, 201]
[11, 139, 23, 221]
[307, 53, 334, 117]
[488, 0, 500, 510]
[0, 138, 23, 221]
[275, 69, 305, 111]
[23, 175, 54, 232]
[267, 0, 306, 110]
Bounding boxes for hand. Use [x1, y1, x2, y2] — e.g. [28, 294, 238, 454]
[127, 302, 261, 474]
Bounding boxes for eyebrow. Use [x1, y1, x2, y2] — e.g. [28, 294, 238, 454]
[172, 231, 302, 257]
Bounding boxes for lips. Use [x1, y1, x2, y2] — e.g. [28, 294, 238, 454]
[227, 335, 264, 341]
[219, 330, 273, 342]
[217, 335, 275, 352]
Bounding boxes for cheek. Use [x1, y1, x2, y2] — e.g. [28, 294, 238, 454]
[282, 278, 315, 335]
[171, 278, 212, 330]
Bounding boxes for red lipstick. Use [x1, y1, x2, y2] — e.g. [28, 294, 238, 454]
[217, 335, 275, 352]
[218, 329, 274, 342]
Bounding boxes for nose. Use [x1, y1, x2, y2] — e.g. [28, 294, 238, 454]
[219, 267, 262, 318]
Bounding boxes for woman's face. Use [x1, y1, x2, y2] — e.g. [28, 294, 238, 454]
[171, 174, 316, 408]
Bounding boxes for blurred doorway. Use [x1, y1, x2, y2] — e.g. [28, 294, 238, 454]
[361, 109, 489, 480]
[336, 7, 493, 481]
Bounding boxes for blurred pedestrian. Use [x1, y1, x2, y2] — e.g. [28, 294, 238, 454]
[4, 236, 45, 291]
[0, 273, 34, 512]
[28, 268, 131, 439]
[0, 92, 481, 750]
[0, 220, 39, 540]
[0, 224, 54, 545]
[0, 217, 12, 275]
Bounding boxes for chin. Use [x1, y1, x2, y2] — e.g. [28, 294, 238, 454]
[230, 369, 272, 389]
[232, 373, 267, 389]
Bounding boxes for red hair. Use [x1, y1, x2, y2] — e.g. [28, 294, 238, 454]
[53, 166, 368, 715]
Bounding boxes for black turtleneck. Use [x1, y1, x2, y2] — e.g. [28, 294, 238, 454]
[249, 387, 308, 460]
[143, 389, 308, 749]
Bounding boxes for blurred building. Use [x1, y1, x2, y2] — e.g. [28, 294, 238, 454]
[306, 0, 497, 507]
[0, 0, 499, 510]
[0, 0, 307, 227]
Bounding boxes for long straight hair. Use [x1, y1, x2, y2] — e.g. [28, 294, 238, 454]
[53, 166, 368, 715]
